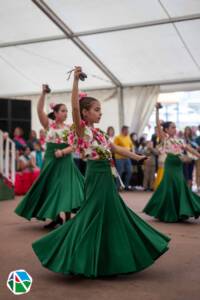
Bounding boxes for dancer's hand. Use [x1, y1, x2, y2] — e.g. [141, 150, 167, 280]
[55, 149, 64, 158]
[137, 155, 147, 162]
[42, 84, 51, 94]
[74, 66, 82, 81]
[156, 102, 162, 110]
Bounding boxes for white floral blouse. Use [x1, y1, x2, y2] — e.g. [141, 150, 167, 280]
[70, 121, 112, 160]
[159, 136, 185, 156]
[69, 121, 125, 186]
[45, 122, 73, 145]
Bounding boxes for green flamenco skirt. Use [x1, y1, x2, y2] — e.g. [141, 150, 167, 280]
[15, 143, 84, 221]
[143, 153, 200, 222]
[32, 160, 170, 278]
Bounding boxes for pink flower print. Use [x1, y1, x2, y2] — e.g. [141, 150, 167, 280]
[55, 137, 61, 144]
[68, 133, 74, 145]
[50, 122, 57, 129]
[172, 144, 180, 153]
[83, 141, 90, 149]
[80, 120, 86, 128]
[78, 138, 84, 146]
[91, 151, 100, 159]
[92, 151, 98, 158]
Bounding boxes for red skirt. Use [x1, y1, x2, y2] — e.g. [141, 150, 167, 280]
[15, 169, 40, 195]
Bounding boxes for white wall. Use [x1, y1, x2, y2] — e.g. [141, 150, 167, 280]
[13, 88, 120, 135]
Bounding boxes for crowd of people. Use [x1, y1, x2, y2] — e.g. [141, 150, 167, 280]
[13, 127, 45, 194]
[10, 120, 200, 195]
[106, 123, 200, 193]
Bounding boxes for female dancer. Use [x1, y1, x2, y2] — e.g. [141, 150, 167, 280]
[15, 84, 84, 228]
[182, 126, 197, 188]
[143, 103, 200, 222]
[32, 68, 170, 278]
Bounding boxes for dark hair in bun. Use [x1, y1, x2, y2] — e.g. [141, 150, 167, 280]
[48, 103, 65, 120]
[163, 121, 173, 132]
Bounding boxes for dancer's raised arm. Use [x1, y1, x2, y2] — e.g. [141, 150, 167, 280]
[156, 103, 165, 140]
[71, 67, 84, 137]
[37, 84, 49, 129]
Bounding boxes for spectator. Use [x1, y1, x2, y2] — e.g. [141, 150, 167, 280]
[137, 137, 147, 155]
[195, 134, 200, 193]
[18, 146, 35, 172]
[13, 127, 27, 151]
[114, 126, 133, 191]
[130, 132, 139, 149]
[196, 124, 200, 137]
[106, 126, 115, 142]
[31, 141, 44, 169]
[183, 126, 195, 188]
[15, 146, 40, 195]
[151, 126, 160, 172]
[39, 129, 46, 150]
[27, 130, 38, 151]
[143, 141, 158, 191]
[177, 130, 184, 139]
[151, 127, 160, 148]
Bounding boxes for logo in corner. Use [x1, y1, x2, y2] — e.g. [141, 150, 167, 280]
[7, 270, 33, 295]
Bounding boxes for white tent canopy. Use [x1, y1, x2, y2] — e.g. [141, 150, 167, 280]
[0, 0, 200, 133]
[1, 0, 200, 96]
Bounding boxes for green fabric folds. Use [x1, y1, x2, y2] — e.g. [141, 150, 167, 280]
[15, 143, 84, 221]
[143, 153, 200, 222]
[33, 160, 170, 278]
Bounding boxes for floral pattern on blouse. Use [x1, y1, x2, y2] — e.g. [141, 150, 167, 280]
[45, 122, 73, 145]
[71, 121, 112, 160]
[158, 136, 185, 156]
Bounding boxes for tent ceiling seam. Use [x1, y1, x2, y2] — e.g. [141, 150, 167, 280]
[32, 0, 122, 88]
[1, 14, 200, 48]
[158, 0, 200, 72]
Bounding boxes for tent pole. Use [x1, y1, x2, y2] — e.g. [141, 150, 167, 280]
[118, 87, 124, 128]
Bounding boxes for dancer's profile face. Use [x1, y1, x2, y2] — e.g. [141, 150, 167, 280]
[55, 105, 68, 122]
[83, 100, 102, 124]
[166, 122, 176, 137]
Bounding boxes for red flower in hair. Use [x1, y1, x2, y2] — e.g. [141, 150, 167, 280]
[78, 92, 87, 101]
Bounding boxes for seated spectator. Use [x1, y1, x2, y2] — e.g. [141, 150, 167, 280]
[39, 129, 46, 151]
[15, 146, 40, 195]
[13, 127, 27, 151]
[18, 146, 35, 172]
[31, 141, 44, 169]
[27, 130, 39, 151]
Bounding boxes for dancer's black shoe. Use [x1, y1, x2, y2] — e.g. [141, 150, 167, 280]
[44, 216, 63, 229]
